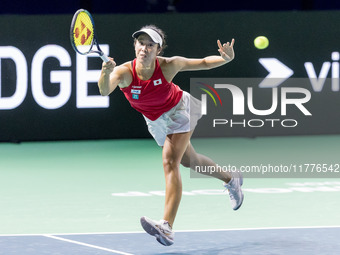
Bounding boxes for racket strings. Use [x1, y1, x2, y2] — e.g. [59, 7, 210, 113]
[73, 11, 94, 52]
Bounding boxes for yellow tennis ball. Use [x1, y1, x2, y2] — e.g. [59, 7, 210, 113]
[254, 36, 269, 49]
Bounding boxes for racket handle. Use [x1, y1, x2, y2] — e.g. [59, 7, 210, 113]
[100, 53, 109, 63]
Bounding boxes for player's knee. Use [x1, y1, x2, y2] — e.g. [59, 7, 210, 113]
[163, 157, 180, 173]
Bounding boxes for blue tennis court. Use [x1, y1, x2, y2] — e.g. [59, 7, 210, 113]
[1, 227, 340, 254]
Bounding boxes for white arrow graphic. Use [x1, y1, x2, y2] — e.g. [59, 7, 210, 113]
[258, 58, 294, 88]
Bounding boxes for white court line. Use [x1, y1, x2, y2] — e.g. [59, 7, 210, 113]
[175, 225, 340, 233]
[1, 225, 340, 237]
[43, 235, 134, 255]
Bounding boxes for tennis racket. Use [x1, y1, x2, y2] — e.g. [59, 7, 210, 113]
[70, 9, 109, 62]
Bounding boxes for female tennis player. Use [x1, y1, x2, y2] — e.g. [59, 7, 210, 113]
[98, 25, 243, 246]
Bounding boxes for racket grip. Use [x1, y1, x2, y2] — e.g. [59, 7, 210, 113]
[100, 54, 109, 63]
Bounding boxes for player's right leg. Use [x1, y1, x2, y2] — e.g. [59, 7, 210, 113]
[141, 131, 192, 246]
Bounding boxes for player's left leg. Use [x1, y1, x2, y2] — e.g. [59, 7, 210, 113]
[180, 141, 231, 182]
[181, 142, 244, 211]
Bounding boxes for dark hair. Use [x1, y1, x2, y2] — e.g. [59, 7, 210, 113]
[134, 24, 167, 56]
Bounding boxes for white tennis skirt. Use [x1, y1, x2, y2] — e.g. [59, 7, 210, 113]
[143, 91, 202, 146]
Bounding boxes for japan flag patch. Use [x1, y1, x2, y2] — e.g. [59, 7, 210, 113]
[153, 79, 162, 86]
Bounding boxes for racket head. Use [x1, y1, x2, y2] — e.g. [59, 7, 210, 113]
[70, 9, 96, 55]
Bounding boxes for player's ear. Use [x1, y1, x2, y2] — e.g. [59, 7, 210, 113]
[157, 46, 162, 55]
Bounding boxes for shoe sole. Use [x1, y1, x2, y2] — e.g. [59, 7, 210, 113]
[140, 217, 174, 246]
[233, 174, 244, 211]
[233, 192, 244, 210]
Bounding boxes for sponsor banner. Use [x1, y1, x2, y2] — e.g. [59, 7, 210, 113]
[1, 11, 340, 141]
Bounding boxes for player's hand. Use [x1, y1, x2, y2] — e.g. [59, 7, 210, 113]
[217, 39, 235, 62]
[102, 57, 116, 74]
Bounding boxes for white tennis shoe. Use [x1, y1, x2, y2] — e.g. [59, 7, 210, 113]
[223, 171, 244, 210]
[140, 216, 174, 246]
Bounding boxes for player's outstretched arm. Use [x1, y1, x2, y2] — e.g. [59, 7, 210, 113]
[169, 38, 235, 72]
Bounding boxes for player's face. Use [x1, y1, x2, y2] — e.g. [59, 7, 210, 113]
[135, 34, 160, 62]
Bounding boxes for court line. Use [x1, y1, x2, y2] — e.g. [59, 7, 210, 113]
[1, 225, 340, 237]
[175, 225, 340, 233]
[43, 235, 134, 255]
